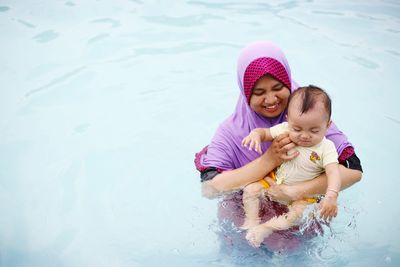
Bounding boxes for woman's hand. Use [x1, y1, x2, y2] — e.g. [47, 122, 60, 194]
[265, 133, 298, 166]
[262, 176, 297, 204]
[202, 133, 301, 196]
[266, 183, 301, 203]
[262, 133, 300, 203]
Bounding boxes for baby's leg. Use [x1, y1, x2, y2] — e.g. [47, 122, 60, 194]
[246, 200, 309, 248]
[241, 182, 265, 229]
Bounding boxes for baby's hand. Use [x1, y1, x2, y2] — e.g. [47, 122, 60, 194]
[241, 131, 262, 154]
[319, 192, 338, 221]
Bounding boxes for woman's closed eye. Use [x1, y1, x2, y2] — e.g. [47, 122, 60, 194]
[272, 84, 284, 91]
[252, 88, 265, 96]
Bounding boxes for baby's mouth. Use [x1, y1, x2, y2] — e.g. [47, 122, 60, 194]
[298, 140, 312, 146]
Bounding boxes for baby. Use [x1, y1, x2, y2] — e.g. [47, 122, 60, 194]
[241, 85, 341, 248]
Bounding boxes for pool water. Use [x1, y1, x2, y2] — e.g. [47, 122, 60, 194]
[0, 1, 399, 266]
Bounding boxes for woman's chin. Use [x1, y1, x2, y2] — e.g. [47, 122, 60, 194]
[260, 109, 283, 118]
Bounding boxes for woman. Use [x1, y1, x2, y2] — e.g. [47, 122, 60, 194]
[194, 41, 362, 251]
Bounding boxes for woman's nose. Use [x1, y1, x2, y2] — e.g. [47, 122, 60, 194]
[264, 93, 277, 104]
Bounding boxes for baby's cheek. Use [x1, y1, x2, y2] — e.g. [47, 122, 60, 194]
[314, 134, 325, 143]
[288, 132, 297, 141]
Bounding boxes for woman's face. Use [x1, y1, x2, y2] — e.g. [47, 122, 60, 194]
[249, 75, 290, 118]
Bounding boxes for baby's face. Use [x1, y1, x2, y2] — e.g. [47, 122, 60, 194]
[287, 100, 331, 147]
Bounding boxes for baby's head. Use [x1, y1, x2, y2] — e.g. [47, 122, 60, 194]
[287, 85, 332, 147]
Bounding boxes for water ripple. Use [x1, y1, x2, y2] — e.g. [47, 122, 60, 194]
[385, 115, 400, 125]
[103, 41, 240, 63]
[0, 6, 10, 12]
[91, 18, 121, 28]
[140, 42, 237, 57]
[356, 12, 384, 21]
[25, 66, 86, 98]
[385, 49, 400, 57]
[74, 123, 91, 134]
[187, 1, 239, 10]
[65, 1, 75, 7]
[312, 10, 345, 16]
[88, 33, 110, 44]
[345, 55, 380, 69]
[276, 14, 318, 31]
[188, 1, 299, 13]
[33, 30, 59, 43]
[141, 14, 223, 27]
[386, 28, 400, 33]
[17, 19, 36, 28]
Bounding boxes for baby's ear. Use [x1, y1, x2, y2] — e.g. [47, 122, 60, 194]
[327, 120, 332, 128]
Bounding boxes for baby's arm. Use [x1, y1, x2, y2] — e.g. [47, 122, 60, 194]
[319, 162, 341, 220]
[241, 128, 273, 154]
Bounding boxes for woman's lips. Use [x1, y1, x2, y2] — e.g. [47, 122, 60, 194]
[264, 103, 279, 113]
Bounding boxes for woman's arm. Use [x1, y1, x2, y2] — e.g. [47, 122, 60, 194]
[202, 133, 298, 199]
[267, 165, 362, 202]
[202, 151, 276, 198]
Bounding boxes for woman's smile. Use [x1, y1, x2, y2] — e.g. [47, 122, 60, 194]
[264, 102, 280, 113]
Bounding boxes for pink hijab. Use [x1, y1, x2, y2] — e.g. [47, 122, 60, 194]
[196, 41, 351, 172]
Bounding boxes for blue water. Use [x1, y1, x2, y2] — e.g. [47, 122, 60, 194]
[0, 1, 399, 266]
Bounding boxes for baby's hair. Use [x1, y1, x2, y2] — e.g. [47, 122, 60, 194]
[288, 85, 332, 119]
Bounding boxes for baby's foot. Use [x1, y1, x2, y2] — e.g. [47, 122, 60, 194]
[240, 218, 260, 230]
[245, 225, 274, 248]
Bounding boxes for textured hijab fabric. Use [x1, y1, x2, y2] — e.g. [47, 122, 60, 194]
[243, 57, 291, 103]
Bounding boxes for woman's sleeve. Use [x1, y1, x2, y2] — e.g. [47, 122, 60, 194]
[326, 122, 363, 172]
[338, 146, 363, 172]
[194, 145, 233, 182]
[200, 167, 221, 182]
[325, 122, 352, 155]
